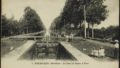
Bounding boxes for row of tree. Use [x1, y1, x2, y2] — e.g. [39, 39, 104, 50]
[1, 7, 45, 37]
[50, 0, 108, 39]
[94, 26, 119, 40]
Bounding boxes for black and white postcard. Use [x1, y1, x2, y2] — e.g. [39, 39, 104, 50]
[1, 0, 119, 68]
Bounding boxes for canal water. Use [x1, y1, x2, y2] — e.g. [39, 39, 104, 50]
[19, 40, 76, 60]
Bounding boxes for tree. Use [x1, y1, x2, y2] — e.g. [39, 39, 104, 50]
[86, 0, 108, 38]
[1, 15, 9, 37]
[51, 0, 108, 38]
[22, 6, 45, 33]
[1, 15, 20, 36]
[1, 7, 45, 37]
[93, 26, 119, 40]
[50, 16, 62, 31]
[51, 0, 85, 35]
[94, 27, 106, 39]
[104, 26, 119, 40]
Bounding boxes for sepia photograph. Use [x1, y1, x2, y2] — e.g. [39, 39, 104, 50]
[1, 0, 119, 68]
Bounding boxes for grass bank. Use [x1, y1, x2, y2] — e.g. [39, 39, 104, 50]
[1, 39, 27, 57]
[69, 39, 117, 61]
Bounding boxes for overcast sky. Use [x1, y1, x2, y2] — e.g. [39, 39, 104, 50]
[2, 0, 119, 29]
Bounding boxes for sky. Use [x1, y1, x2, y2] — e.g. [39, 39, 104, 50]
[97, 0, 119, 28]
[2, 0, 119, 29]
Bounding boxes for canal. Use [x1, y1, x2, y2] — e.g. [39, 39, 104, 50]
[19, 40, 76, 61]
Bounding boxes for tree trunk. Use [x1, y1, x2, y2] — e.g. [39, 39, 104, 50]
[83, 5, 87, 38]
[87, 23, 90, 38]
[91, 24, 94, 39]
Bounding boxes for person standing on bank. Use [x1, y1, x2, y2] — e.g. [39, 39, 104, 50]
[70, 33, 74, 41]
[91, 47, 96, 57]
[114, 40, 119, 59]
[98, 47, 105, 58]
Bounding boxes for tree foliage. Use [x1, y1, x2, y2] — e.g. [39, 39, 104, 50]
[1, 15, 9, 36]
[94, 26, 119, 40]
[1, 7, 45, 37]
[1, 15, 20, 36]
[86, 0, 108, 25]
[22, 6, 45, 33]
[50, 16, 62, 30]
[50, 0, 108, 38]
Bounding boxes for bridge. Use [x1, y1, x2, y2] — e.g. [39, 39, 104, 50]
[1, 31, 46, 40]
